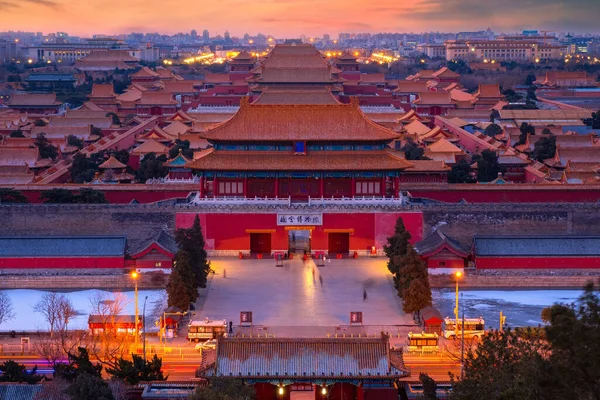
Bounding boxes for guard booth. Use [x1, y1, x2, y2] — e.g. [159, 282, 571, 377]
[315, 251, 325, 267]
[407, 332, 439, 354]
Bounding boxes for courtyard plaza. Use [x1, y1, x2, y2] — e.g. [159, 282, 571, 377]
[190, 257, 417, 339]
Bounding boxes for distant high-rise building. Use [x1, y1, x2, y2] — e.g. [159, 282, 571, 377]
[224, 30, 231, 41]
[203, 30, 210, 41]
[191, 30, 198, 40]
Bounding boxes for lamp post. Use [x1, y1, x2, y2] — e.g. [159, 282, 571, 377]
[454, 271, 462, 339]
[461, 292, 465, 378]
[131, 271, 139, 350]
[143, 295, 148, 363]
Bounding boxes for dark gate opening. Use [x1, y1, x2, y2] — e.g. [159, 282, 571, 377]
[250, 233, 271, 255]
[328, 232, 350, 256]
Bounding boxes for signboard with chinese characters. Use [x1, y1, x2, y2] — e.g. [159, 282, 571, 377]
[277, 213, 323, 226]
[240, 311, 253, 326]
[350, 312, 363, 325]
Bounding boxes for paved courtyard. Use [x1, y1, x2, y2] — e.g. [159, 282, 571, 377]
[196, 257, 414, 330]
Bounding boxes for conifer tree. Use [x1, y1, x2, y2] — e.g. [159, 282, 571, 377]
[175, 215, 211, 289]
[383, 217, 412, 276]
[166, 251, 196, 310]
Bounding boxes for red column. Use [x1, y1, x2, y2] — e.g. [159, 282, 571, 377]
[213, 177, 218, 197]
[274, 176, 279, 198]
[395, 176, 400, 198]
[381, 176, 386, 197]
[199, 176, 204, 197]
[243, 176, 248, 198]
[351, 176, 356, 198]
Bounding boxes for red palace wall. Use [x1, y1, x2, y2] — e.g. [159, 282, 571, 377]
[0, 257, 124, 269]
[175, 212, 423, 252]
[476, 257, 600, 269]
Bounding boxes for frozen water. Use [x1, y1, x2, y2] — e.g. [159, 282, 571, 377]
[433, 289, 583, 330]
[1, 289, 166, 331]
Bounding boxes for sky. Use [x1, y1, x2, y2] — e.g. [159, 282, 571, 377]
[0, 0, 599, 37]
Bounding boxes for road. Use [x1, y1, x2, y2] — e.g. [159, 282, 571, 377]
[2, 353, 461, 381]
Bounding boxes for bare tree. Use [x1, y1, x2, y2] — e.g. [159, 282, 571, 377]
[33, 377, 70, 400]
[86, 292, 134, 368]
[0, 291, 15, 326]
[33, 293, 77, 338]
[33, 329, 88, 367]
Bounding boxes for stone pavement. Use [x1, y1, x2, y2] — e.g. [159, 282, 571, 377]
[194, 257, 416, 334]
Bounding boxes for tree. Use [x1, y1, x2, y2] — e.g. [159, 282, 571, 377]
[401, 138, 427, 160]
[41, 189, 76, 203]
[34, 133, 59, 160]
[34, 119, 47, 127]
[9, 129, 24, 138]
[33, 292, 77, 338]
[525, 73, 537, 86]
[167, 251, 196, 310]
[135, 153, 169, 182]
[86, 292, 134, 368]
[76, 189, 108, 204]
[106, 354, 166, 385]
[67, 134, 84, 150]
[517, 122, 536, 145]
[0, 360, 43, 384]
[502, 89, 523, 103]
[0, 291, 15, 326]
[450, 328, 551, 400]
[169, 139, 194, 159]
[54, 347, 103, 382]
[489, 109, 500, 122]
[591, 109, 600, 129]
[71, 153, 98, 183]
[474, 150, 503, 182]
[532, 136, 556, 162]
[175, 215, 210, 289]
[543, 282, 600, 400]
[419, 373, 438, 400]
[447, 158, 475, 184]
[397, 245, 432, 313]
[66, 373, 114, 400]
[482, 123, 502, 137]
[189, 378, 256, 400]
[111, 149, 130, 166]
[383, 217, 411, 277]
[540, 307, 552, 323]
[105, 112, 121, 126]
[526, 86, 538, 102]
[0, 188, 28, 203]
[541, 127, 552, 135]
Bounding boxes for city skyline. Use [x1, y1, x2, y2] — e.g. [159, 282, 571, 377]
[0, 0, 599, 38]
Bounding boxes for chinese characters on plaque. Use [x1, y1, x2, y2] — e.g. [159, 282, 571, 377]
[240, 311, 253, 326]
[350, 312, 363, 325]
[276, 213, 323, 226]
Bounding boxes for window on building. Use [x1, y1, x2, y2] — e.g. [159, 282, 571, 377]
[155, 262, 162, 267]
[356, 181, 381, 195]
[218, 181, 244, 195]
[294, 141, 306, 154]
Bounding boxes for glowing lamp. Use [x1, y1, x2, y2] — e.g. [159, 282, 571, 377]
[278, 386, 284, 395]
[131, 271, 139, 279]
[455, 271, 462, 278]
[321, 387, 327, 395]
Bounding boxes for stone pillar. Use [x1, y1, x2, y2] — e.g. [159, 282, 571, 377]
[243, 176, 248, 198]
[320, 175, 324, 198]
[274, 176, 279, 198]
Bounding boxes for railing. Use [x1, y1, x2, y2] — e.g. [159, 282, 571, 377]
[146, 177, 201, 184]
[187, 193, 407, 206]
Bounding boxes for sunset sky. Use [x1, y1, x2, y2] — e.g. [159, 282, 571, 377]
[0, 0, 598, 37]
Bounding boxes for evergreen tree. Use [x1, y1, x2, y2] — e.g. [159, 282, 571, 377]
[76, 189, 108, 204]
[167, 251, 196, 310]
[397, 245, 431, 311]
[35, 133, 59, 160]
[54, 347, 103, 382]
[401, 138, 426, 160]
[383, 217, 412, 277]
[189, 378, 256, 400]
[447, 159, 475, 184]
[0, 188, 28, 203]
[136, 153, 169, 182]
[41, 188, 76, 203]
[66, 373, 114, 400]
[175, 215, 211, 289]
[474, 150, 503, 182]
[67, 134, 84, 149]
[0, 360, 42, 383]
[532, 136, 556, 162]
[9, 129, 24, 138]
[105, 112, 121, 126]
[169, 139, 194, 159]
[419, 373, 438, 400]
[482, 123, 502, 138]
[517, 122, 535, 145]
[107, 354, 166, 385]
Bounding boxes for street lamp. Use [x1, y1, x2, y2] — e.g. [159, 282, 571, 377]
[454, 271, 462, 339]
[143, 296, 148, 362]
[131, 271, 139, 350]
